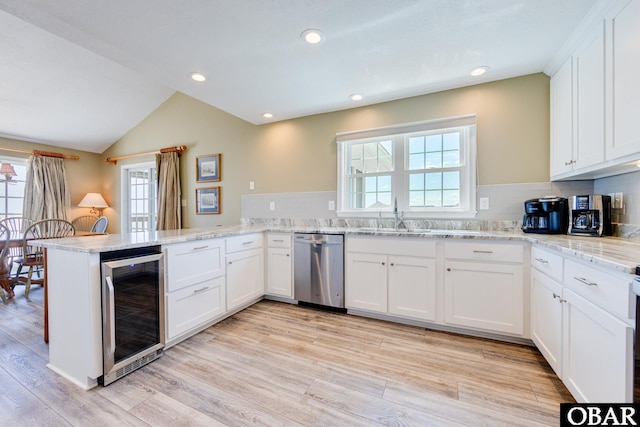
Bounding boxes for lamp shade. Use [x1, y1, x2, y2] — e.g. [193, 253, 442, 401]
[78, 193, 109, 209]
[0, 163, 17, 180]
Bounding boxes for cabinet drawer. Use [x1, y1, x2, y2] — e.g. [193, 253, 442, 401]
[165, 239, 224, 292]
[267, 233, 291, 248]
[166, 276, 225, 340]
[445, 241, 524, 263]
[226, 233, 264, 253]
[531, 246, 564, 282]
[347, 236, 436, 257]
[563, 258, 633, 320]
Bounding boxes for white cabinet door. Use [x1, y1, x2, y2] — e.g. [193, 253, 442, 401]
[444, 261, 524, 335]
[345, 252, 387, 313]
[388, 256, 436, 321]
[226, 248, 264, 311]
[550, 57, 574, 177]
[530, 269, 563, 377]
[266, 247, 292, 297]
[562, 288, 633, 403]
[166, 276, 225, 341]
[607, 0, 640, 160]
[574, 25, 605, 170]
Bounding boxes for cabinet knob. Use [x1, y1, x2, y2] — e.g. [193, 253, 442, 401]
[390, 263, 394, 266]
[286, 254, 290, 257]
[447, 268, 451, 272]
[552, 293, 560, 299]
[381, 262, 385, 266]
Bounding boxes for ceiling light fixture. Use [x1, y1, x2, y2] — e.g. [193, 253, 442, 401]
[262, 112, 274, 119]
[470, 66, 490, 77]
[301, 29, 323, 44]
[191, 72, 206, 82]
[350, 94, 363, 101]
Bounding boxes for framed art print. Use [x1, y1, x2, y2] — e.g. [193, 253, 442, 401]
[196, 187, 221, 214]
[196, 154, 221, 182]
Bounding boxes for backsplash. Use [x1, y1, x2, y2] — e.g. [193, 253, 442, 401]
[241, 172, 640, 239]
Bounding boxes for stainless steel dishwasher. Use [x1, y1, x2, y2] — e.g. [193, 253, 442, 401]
[294, 233, 344, 309]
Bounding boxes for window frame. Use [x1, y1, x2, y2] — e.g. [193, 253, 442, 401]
[120, 161, 157, 233]
[336, 116, 477, 218]
[0, 156, 27, 220]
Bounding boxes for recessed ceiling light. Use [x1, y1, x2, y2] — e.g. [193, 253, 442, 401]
[301, 29, 323, 44]
[470, 66, 490, 77]
[191, 72, 206, 82]
[350, 94, 363, 101]
[262, 112, 274, 119]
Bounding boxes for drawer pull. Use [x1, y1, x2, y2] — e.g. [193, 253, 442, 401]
[552, 293, 560, 299]
[535, 257, 549, 264]
[272, 239, 284, 242]
[286, 254, 290, 257]
[192, 245, 209, 251]
[242, 241, 254, 245]
[381, 262, 385, 266]
[193, 286, 210, 294]
[473, 250, 493, 254]
[574, 276, 598, 287]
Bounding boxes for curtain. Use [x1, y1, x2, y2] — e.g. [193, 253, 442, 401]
[23, 155, 71, 221]
[156, 151, 181, 230]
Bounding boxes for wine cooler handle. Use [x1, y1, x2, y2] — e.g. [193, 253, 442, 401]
[105, 276, 116, 359]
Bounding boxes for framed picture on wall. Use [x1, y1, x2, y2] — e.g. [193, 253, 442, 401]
[196, 154, 221, 182]
[196, 187, 221, 214]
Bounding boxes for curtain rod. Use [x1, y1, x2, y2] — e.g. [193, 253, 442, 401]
[0, 145, 80, 160]
[105, 145, 187, 165]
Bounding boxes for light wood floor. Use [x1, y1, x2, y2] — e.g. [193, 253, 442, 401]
[1, 287, 574, 426]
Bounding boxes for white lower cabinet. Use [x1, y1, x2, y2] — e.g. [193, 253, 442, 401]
[346, 236, 436, 321]
[266, 233, 293, 298]
[530, 269, 563, 377]
[530, 245, 634, 403]
[226, 234, 264, 311]
[166, 277, 225, 340]
[563, 288, 633, 403]
[443, 241, 525, 336]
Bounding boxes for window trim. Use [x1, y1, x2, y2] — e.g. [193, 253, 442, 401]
[120, 161, 157, 233]
[336, 115, 477, 219]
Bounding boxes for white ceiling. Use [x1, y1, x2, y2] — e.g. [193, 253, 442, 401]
[0, 0, 598, 154]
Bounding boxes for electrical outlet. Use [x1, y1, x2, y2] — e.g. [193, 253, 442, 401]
[328, 200, 335, 211]
[249, 181, 255, 190]
[269, 201, 275, 211]
[479, 197, 490, 210]
[614, 192, 623, 209]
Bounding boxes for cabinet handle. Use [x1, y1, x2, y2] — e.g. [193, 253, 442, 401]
[192, 245, 209, 251]
[194, 286, 210, 294]
[286, 254, 290, 257]
[228, 261, 233, 265]
[473, 250, 493, 254]
[381, 262, 385, 266]
[564, 160, 575, 166]
[273, 239, 284, 242]
[390, 263, 394, 266]
[535, 257, 549, 264]
[574, 276, 598, 287]
[559, 298, 567, 303]
[242, 241, 254, 245]
[552, 292, 560, 299]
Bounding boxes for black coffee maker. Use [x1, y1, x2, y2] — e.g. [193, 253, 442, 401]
[522, 197, 569, 234]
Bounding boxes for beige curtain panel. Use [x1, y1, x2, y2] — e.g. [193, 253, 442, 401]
[23, 154, 71, 221]
[156, 151, 182, 230]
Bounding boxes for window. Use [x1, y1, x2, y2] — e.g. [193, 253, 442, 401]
[337, 116, 476, 218]
[0, 158, 27, 220]
[121, 162, 157, 232]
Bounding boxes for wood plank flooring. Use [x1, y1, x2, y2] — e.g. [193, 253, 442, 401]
[1, 287, 574, 426]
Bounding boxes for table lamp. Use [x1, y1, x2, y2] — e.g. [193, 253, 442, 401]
[78, 192, 108, 216]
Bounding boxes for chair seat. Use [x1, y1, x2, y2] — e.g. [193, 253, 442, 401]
[22, 255, 43, 267]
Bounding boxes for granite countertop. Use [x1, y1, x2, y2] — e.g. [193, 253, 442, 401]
[32, 225, 640, 275]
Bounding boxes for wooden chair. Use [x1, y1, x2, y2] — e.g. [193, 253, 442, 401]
[0, 225, 12, 302]
[18, 219, 75, 298]
[90, 216, 109, 234]
[71, 215, 98, 233]
[0, 217, 33, 278]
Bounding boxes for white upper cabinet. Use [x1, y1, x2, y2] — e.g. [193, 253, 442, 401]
[549, 0, 640, 180]
[606, 0, 640, 160]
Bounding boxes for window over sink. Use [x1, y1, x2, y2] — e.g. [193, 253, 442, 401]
[336, 115, 477, 218]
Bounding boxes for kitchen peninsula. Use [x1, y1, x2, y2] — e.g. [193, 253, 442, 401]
[34, 226, 640, 402]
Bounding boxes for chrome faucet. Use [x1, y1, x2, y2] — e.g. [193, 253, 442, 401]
[393, 197, 405, 229]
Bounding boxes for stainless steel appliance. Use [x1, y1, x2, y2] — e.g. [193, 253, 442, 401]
[294, 233, 344, 309]
[522, 197, 569, 234]
[633, 266, 640, 402]
[100, 246, 165, 386]
[568, 195, 612, 236]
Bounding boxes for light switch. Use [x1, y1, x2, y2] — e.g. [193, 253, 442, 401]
[249, 181, 255, 190]
[328, 200, 335, 211]
[269, 201, 275, 211]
